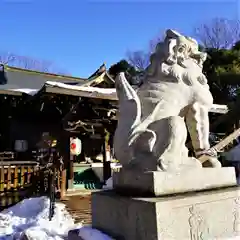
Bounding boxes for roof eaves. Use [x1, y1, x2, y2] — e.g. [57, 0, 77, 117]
[0, 89, 23, 96]
[44, 85, 117, 100]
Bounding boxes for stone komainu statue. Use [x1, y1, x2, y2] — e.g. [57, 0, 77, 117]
[114, 29, 221, 172]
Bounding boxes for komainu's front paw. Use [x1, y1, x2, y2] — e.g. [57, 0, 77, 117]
[202, 157, 222, 168]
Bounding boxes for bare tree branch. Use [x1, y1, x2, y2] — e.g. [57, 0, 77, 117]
[126, 32, 163, 71]
[194, 18, 240, 49]
[126, 50, 150, 71]
[0, 52, 16, 65]
[0, 51, 70, 75]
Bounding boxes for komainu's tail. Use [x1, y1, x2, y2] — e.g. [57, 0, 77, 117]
[113, 72, 141, 164]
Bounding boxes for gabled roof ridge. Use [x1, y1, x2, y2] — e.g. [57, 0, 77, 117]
[88, 63, 107, 80]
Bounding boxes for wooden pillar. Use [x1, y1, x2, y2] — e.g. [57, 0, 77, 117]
[68, 137, 74, 189]
[60, 169, 66, 199]
[58, 133, 68, 200]
[103, 130, 111, 183]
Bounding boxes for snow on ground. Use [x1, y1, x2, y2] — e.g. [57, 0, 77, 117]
[0, 196, 81, 240]
[0, 196, 114, 240]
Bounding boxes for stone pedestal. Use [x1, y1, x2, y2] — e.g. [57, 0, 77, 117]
[113, 167, 237, 196]
[92, 167, 239, 239]
[92, 187, 240, 240]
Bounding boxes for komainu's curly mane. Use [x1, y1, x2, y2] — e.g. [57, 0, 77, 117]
[144, 30, 208, 86]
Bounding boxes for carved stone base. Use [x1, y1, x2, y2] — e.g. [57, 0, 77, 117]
[92, 187, 240, 240]
[113, 167, 237, 196]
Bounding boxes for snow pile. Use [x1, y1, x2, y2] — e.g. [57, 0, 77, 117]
[103, 177, 113, 190]
[0, 197, 115, 240]
[0, 197, 81, 240]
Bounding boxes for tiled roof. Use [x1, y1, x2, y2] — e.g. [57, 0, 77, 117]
[0, 64, 115, 97]
[2, 65, 87, 89]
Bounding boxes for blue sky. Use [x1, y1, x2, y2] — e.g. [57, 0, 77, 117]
[0, 0, 238, 77]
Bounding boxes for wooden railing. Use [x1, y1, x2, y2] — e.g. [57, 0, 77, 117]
[0, 165, 35, 190]
[0, 161, 64, 210]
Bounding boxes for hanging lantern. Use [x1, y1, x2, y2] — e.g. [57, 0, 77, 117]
[14, 140, 28, 152]
[70, 138, 82, 156]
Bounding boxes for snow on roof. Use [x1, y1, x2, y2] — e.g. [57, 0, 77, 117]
[43, 82, 229, 112]
[209, 104, 228, 114]
[45, 81, 116, 95]
[44, 81, 117, 99]
[1, 87, 39, 96]
[0, 79, 229, 113]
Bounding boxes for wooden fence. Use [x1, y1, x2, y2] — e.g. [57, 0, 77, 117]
[0, 161, 63, 210]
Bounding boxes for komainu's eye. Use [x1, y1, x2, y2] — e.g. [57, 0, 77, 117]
[178, 47, 184, 53]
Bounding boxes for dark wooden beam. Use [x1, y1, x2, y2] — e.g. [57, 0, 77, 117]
[102, 130, 111, 183]
[0, 90, 22, 96]
[210, 100, 240, 132]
